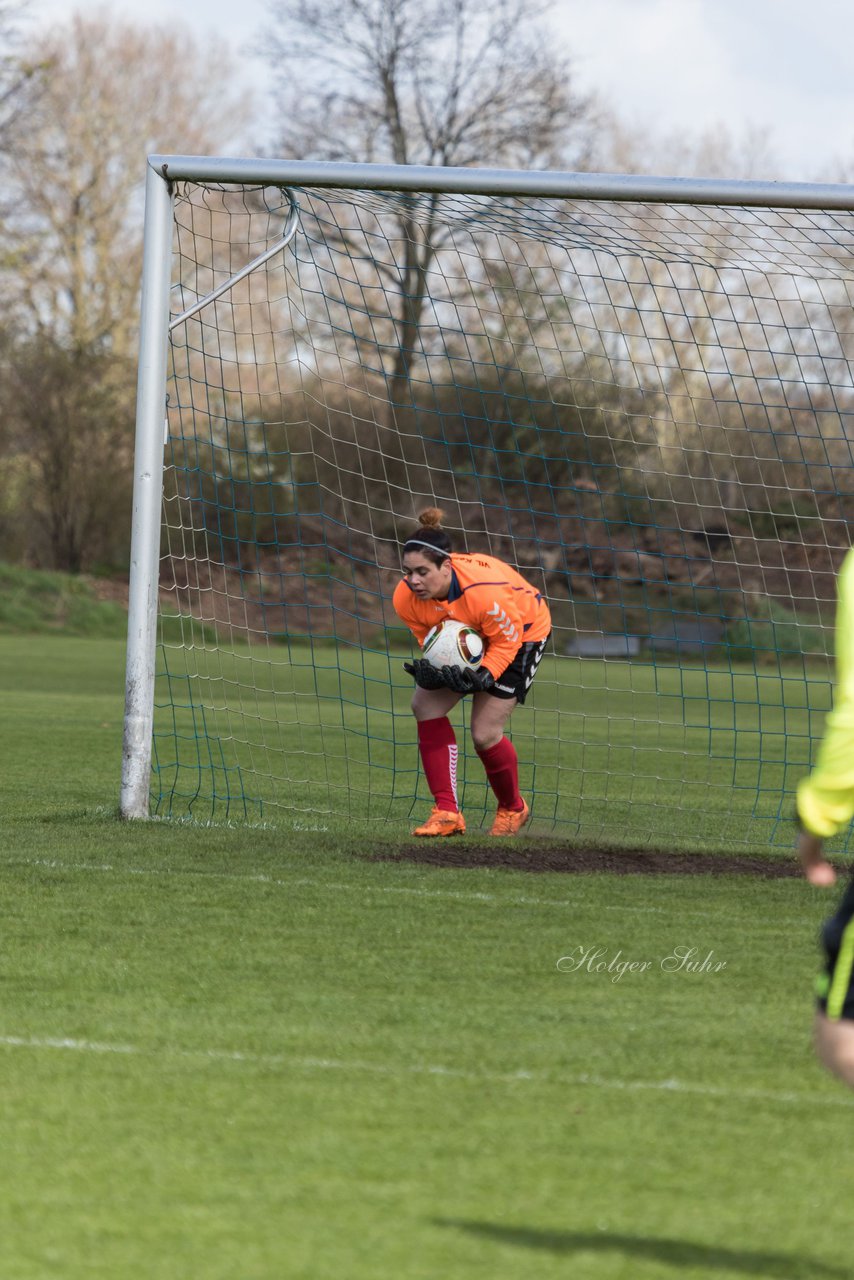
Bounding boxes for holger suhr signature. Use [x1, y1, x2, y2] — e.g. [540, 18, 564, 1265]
[556, 945, 727, 982]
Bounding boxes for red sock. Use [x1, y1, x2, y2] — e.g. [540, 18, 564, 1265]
[417, 717, 459, 812]
[477, 736, 523, 811]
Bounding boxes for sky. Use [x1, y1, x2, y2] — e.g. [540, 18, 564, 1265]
[26, 0, 854, 182]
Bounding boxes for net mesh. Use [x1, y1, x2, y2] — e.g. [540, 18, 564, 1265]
[155, 178, 854, 846]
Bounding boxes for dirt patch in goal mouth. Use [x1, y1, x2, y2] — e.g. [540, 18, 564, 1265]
[370, 844, 812, 877]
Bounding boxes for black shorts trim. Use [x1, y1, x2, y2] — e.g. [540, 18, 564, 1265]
[487, 634, 550, 705]
[817, 878, 854, 1021]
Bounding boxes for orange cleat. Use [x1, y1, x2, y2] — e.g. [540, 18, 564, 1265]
[489, 799, 531, 837]
[412, 807, 466, 837]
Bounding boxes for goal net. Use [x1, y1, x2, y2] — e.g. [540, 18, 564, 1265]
[124, 159, 854, 848]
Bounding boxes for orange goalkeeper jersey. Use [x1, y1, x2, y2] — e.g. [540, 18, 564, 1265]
[392, 552, 551, 680]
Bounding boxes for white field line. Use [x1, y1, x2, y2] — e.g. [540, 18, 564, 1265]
[0, 1032, 848, 1109]
[4, 855, 804, 923]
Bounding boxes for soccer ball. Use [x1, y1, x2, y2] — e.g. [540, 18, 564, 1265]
[422, 619, 485, 671]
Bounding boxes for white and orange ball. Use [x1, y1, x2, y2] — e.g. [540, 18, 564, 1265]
[422, 619, 485, 671]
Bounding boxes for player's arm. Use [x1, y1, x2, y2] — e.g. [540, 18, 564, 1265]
[392, 582, 451, 690]
[795, 549, 854, 886]
[797, 828, 837, 887]
[796, 709, 850, 883]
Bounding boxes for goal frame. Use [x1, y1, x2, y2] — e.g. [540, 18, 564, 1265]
[120, 153, 854, 820]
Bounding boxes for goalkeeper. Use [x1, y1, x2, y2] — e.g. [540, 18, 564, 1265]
[393, 508, 551, 838]
[797, 546, 854, 1088]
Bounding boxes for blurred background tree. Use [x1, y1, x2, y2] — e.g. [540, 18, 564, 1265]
[261, 0, 595, 404]
[0, 0, 844, 593]
[0, 10, 255, 569]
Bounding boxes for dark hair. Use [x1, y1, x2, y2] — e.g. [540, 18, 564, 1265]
[402, 506, 453, 565]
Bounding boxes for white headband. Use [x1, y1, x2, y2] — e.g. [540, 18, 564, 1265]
[403, 539, 451, 559]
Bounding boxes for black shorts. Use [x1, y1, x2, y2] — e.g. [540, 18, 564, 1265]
[817, 878, 854, 1020]
[487, 634, 550, 705]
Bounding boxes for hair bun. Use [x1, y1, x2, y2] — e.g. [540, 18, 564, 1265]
[417, 506, 445, 529]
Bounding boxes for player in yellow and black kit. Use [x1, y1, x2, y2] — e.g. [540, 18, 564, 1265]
[797, 546, 854, 1087]
[394, 508, 551, 838]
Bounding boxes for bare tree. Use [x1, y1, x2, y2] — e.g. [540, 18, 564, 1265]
[262, 0, 591, 170]
[589, 105, 782, 181]
[0, 12, 257, 569]
[2, 11, 256, 353]
[0, 0, 38, 153]
[260, 0, 593, 405]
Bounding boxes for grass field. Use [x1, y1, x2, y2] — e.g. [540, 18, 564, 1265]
[2, 634, 853, 1279]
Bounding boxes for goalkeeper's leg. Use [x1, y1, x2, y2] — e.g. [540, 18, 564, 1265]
[469, 636, 547, 834]
[470, 694, 529, 835]
[411, 688, 465, 836]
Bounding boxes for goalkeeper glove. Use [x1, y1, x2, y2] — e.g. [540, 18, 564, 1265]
[403, 659, 449, 690]
[440, 665, 495, 694]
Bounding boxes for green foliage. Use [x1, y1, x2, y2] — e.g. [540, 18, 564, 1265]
[745, 494, 823, 541]
[0, 562, 225, 646]
[725, 594, 833, 665]
[0, 335, 135, 572]
[0, 561, 128, 636]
